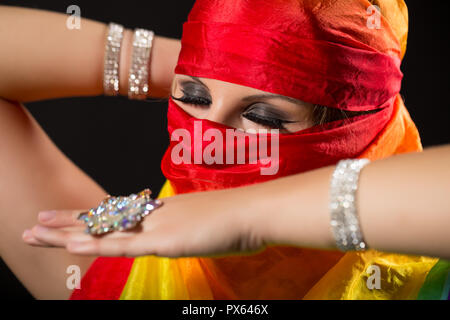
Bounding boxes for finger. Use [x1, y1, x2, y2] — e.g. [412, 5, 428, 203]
[38, 210, 86, 227]
[31, 223, 138, 248]
[22, 229, 50, 247]
[67, 232, 176, 257]
[31, 225, 93, 247]
[66, 237, 135, 257]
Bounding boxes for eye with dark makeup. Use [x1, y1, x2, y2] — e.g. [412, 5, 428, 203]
[241, 105, 297, 130]
[171, 81, 297, 130]
[171, 81, 212, 107]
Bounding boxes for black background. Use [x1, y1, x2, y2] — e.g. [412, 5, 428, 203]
[0, 0, 449, 300]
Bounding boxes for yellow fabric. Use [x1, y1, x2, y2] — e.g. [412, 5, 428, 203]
[303, 250, 437, 299]
[120, 181, 214, 300]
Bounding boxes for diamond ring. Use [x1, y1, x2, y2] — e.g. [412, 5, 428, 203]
[78, 189, 163, 235]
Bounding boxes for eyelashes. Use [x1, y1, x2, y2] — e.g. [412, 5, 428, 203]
[239, 112, 285, 129]
[171, 93, 210, 107]
[170, 92, 293, 130]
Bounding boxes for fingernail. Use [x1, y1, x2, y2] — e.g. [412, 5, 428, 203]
[38, 211, 56, 222]
[22, 229, 33, 239]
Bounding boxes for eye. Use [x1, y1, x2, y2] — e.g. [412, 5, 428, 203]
[242, 113, 285, 129]
[171, 92, 211, 107]
[171, 81, 212, 107]
[171, 88, 295, 130]
[242, 105, 296, 130]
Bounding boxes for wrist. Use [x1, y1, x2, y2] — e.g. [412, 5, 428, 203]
[223, 183, 273, 250]
[253, 167, 337, 250]
[118, 28, 133, 96]
[231, 178, 293, 248]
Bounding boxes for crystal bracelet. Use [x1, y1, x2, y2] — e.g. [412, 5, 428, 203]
[103, 23, 124, 96]
[329, 159, 371, 251]
[128, 28, 155, 100]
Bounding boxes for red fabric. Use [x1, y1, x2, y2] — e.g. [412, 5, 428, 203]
[69, 257, 133, 300]
[161, 96, 394, 194]
[167, 0, 402, 193]
[175, 0, 403, 111]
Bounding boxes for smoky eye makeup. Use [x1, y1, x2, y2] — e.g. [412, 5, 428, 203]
[171, 80, 212, 106]
[180, 81, 210, 96]
[171, 78, 301, 130]
[242, 104, 294, 122]
[241, 104, 298, 130]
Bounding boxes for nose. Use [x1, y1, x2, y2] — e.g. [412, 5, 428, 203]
[203, 97, 236, 127]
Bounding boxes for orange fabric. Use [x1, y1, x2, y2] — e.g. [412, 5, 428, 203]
[369, 0, 409, 59]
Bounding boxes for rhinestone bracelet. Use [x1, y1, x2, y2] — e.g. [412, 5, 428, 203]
[329, 159, 370, 251]
[103, 23, 124, 96]
[128, 28, 155, 100]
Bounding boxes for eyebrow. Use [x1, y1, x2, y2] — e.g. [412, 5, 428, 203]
[185, 75, 305, 106]
[241, 93, 305, 106]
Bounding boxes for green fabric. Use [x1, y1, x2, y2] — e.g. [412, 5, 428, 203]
[417, 259, 450, 300]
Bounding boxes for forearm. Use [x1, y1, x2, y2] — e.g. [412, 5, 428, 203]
[0, 5, 180, 102]
[357, 145, 450, 258]
[251, 145, 450, 259]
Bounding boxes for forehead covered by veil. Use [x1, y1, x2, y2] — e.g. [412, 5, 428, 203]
[174, 0, 408, 111]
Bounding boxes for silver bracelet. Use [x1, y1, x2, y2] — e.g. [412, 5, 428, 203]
[128, 28, 155, 100]
[329, 159, 370, 251]
[103, 23, 124, 96]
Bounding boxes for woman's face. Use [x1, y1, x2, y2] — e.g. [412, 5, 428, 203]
[171, 74, 315, 133]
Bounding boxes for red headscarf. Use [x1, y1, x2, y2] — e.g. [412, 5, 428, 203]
[162, 0, 403, 194]
[174, 0, 403, 111]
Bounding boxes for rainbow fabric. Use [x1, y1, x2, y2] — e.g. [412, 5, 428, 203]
[71, 179, 449, 300]
[120, 182, 447, 300]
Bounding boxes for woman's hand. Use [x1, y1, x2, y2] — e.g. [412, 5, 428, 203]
[22, 188, 267, 258]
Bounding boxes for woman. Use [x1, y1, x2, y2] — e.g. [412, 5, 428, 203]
[0, 1, 448, 299]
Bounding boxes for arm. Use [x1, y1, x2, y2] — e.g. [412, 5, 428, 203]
[26, 145, 450, 259]
[257, 144, 450, 258]
[0, 5, 181, 102]
[0, 5, 180, 299]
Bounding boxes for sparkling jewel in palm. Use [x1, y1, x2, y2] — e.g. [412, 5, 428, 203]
[78, 189, 163, 235]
